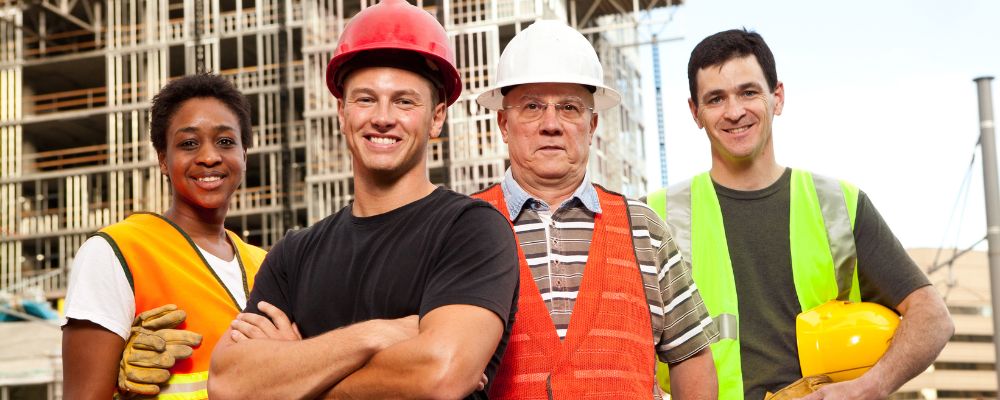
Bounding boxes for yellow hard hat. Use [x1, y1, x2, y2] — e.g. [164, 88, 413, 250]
[796, 300, 900, 382]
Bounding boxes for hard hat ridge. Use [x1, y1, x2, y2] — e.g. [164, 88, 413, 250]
[476, 19, 621, 112]
[325, 0, 462, 106]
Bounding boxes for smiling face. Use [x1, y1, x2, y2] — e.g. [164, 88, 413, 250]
[498, 83, 598, 188]
[158, 97, 246, 216]
[689, 55, 784, 167]
[338, 66, 446, 183]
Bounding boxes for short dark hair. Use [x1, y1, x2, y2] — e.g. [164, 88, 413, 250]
[687, 28, 777, 105]
[150, 74, 253, 154]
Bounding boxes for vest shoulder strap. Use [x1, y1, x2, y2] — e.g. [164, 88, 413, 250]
[808, 172, 861, 303]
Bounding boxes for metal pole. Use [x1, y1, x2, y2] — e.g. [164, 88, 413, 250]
[651, 34, 667, 187]
[974, 76, 1000, 391]
[194, 0, 205, 73]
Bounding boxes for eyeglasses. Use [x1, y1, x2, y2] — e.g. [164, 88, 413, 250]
[502, 100, 594, 122]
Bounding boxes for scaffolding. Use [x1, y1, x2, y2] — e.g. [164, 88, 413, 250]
[5, 1, 973, 398]
[0, 0, 656, 310]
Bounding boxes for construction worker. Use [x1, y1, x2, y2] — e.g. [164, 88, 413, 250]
[473, 20, 718, 399]
[645, 28, 955, 399]
[207, 1, 519, 398]
[62, 74, 267, 399]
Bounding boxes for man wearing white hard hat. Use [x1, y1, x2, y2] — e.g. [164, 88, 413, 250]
[473, 20, 718, 399]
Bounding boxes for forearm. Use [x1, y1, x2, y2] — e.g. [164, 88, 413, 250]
[858, 287, 954, 397]
[209, 321, 388, 399]
[668, 347, 718, 400]
[327, 335, 481, 400]
[329, 305, 501, 400]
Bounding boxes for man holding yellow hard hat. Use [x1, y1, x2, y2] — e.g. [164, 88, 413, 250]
[645, 28, 954, 399]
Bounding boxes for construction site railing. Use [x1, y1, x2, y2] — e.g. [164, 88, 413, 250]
[22, 142, 149, 173]
[446, 0, 540, 28]
[0, 268, 67, 299]
[10, 182, 304, 239]
[20, 1, 305, 59]
[22, 61, 303, 117]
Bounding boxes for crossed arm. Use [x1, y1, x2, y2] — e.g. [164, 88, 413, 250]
[801, 285, 954, 400]
[208, 302, 503, 399]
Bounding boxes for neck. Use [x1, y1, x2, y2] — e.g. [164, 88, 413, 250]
[352, 163, 436, 217]
[710, 153, 785, 191]
[163, 204, 228, 243]
[512, 167, 585, 208]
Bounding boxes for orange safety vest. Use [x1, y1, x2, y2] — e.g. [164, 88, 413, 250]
[97, 213, 266, 399]
[473, 185, 655, 400]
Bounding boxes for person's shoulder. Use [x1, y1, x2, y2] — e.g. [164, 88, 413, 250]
[232, 234, 267, 259]
[430, 186, 487, 205]
[427, 187, 503, 214]
[74, 234, 118, 260]
[274, 205, 352, 248]
[592, 184, 663, 225]
[800, 168, 860, 190]
[427, 187, 510, 230]
[799, 169, 871, 206]
[625, 196, 661, 221]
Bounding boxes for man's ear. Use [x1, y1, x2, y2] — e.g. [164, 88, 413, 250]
[688, 98, 704, 129]
[336, 98, 346, 132]
[497, 110, 510, 144]
[772, 81, 785, 116]
[588, 113, 598, 144]
[429, 101, 447, 139]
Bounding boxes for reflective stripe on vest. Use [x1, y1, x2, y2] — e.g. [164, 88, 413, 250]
[474, 184, 657, 400]
[99, 213, 266, 399]
[646, 169, 860, 399]
[158, 371, 209, 399]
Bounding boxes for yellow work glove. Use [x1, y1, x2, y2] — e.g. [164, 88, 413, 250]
[117, 304, 203, 397]
[764, 374, 833, 400]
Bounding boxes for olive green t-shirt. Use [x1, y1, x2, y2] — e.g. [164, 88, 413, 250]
[713, 168, 930, 399]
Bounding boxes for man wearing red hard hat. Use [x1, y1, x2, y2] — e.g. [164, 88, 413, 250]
[208, 1, 519, 398]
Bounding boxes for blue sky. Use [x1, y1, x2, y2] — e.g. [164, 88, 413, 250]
[637, 0, 1000, 251]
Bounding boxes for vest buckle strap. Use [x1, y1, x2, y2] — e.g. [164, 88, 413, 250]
[715, 313, 739, 341]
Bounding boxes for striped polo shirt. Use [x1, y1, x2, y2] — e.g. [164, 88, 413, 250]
[500, 169, 717, 363]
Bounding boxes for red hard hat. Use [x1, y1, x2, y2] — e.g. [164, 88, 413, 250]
[325, 0, 462, 105]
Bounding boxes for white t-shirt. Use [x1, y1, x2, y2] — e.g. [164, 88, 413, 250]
[62, 235, 248, 340]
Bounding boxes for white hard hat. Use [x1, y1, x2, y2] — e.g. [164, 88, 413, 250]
[476, 20, 621, 112]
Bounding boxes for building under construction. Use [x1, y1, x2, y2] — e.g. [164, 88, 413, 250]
[0, 0, 657, 395]
[0, 0, 658, 296]
[2, 1, 997, 399]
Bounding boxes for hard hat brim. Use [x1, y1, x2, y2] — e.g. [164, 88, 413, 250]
[476, 81, 621, 112]
[326, 47, 462, 106]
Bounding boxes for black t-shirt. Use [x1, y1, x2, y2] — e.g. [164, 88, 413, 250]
[246, 187, 519, 399]
[714, 168, 930, 399]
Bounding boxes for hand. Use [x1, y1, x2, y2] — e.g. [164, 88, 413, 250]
[231, 301, 302, 342]
[118, 304, 203, 396]
[477, 373, 488, 391]
[764, 375, 832, 400]
[798, 377, 884, 400]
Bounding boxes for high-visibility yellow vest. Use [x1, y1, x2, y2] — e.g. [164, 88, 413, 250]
[645, 169, 860, 399]
[98, 213, 266, 399]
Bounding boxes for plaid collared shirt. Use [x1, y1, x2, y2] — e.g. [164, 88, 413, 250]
[500, 170, 716, 362]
